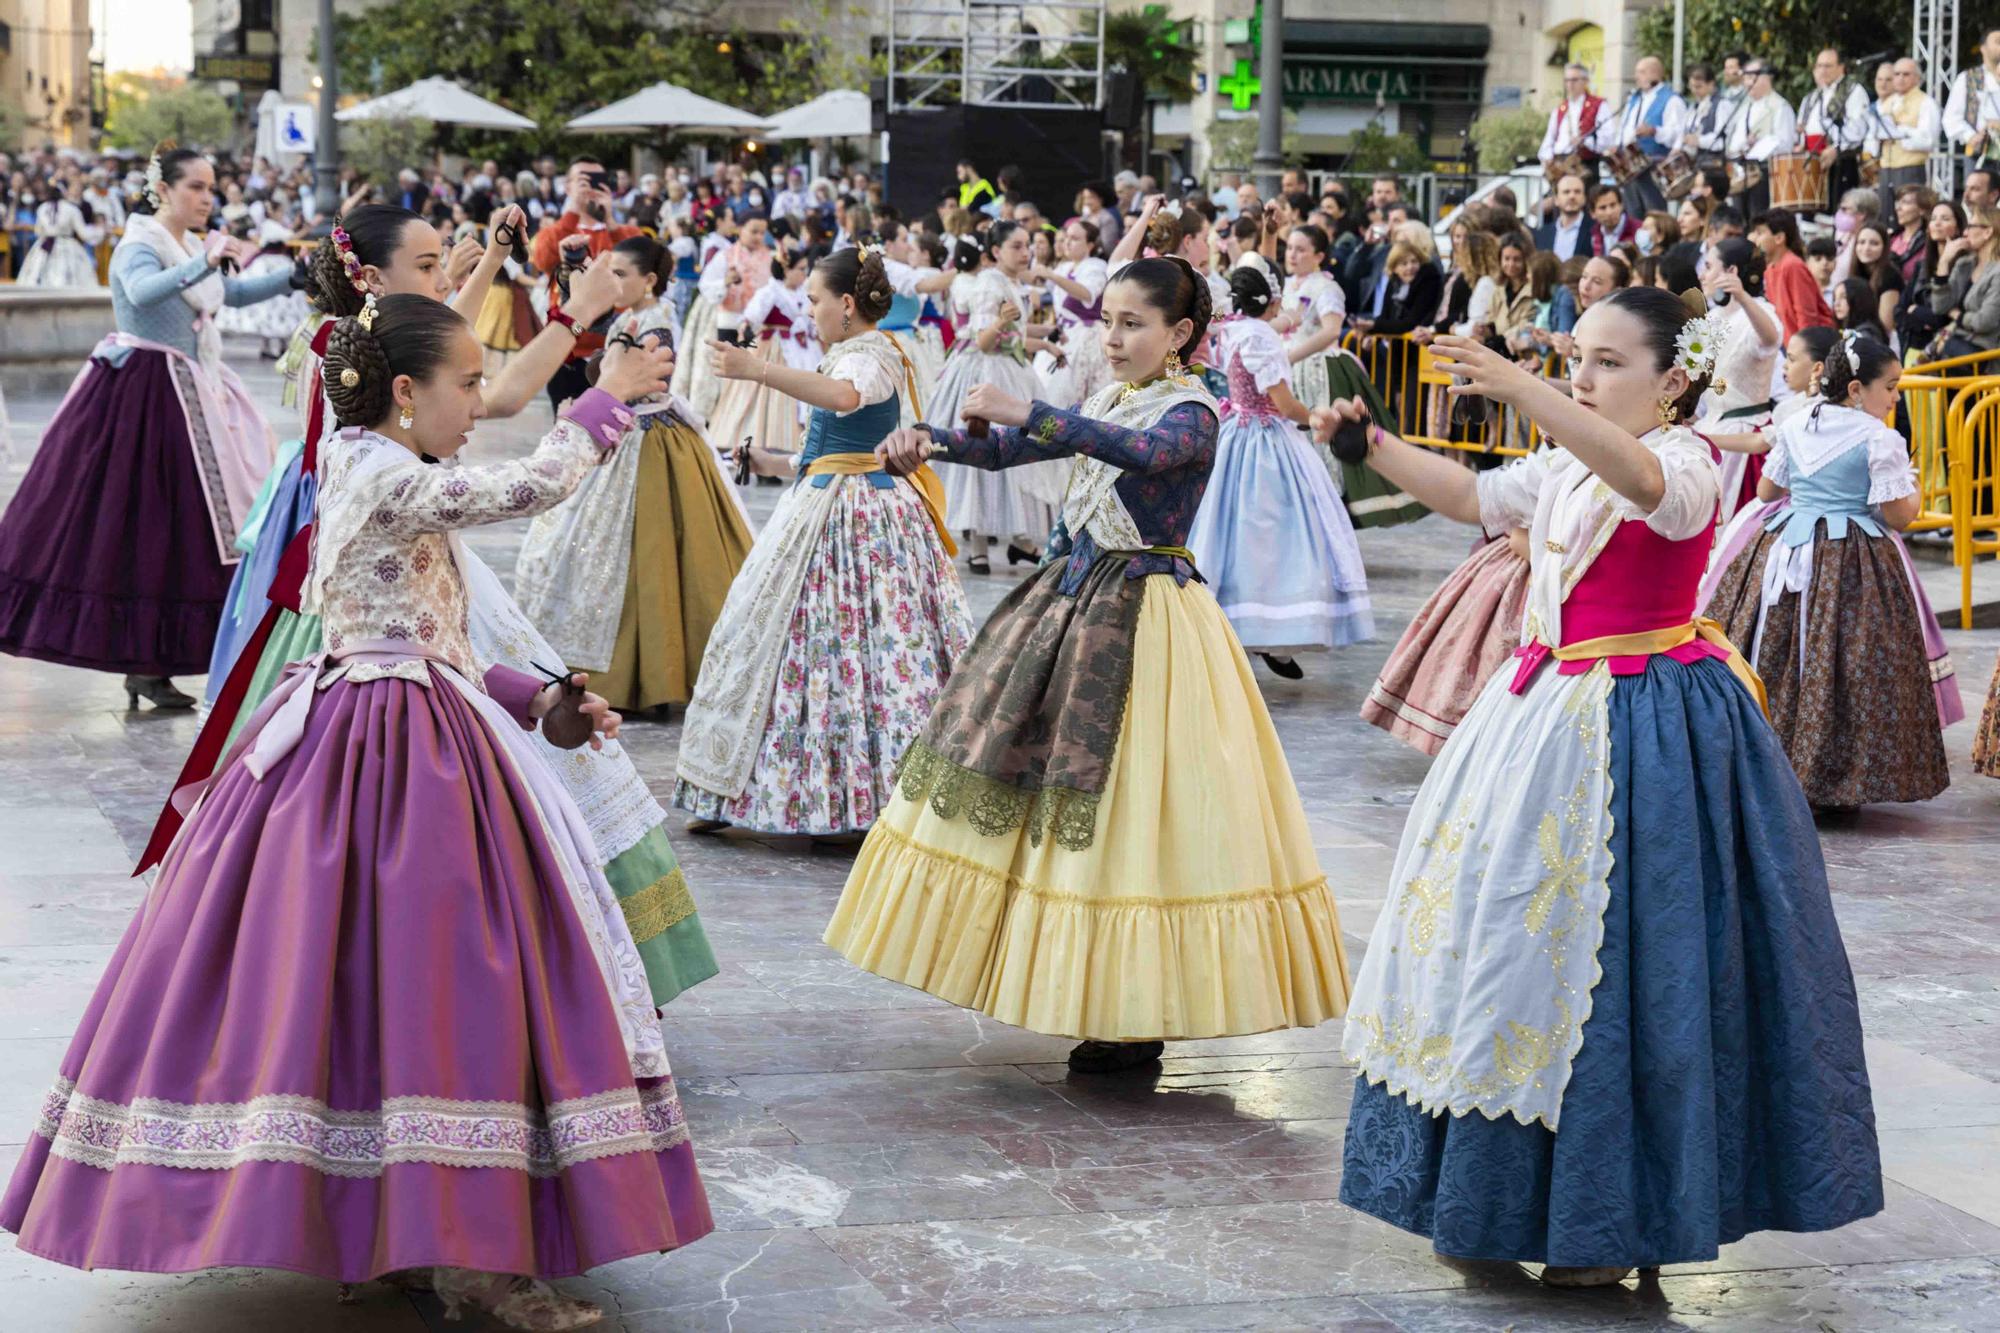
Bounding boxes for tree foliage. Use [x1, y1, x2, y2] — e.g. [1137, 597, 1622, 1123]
[1469, 106, 1547, 172]
[103, 73, 234, 152]
[1632, 0, 1910, 104]
[1205, 109, 1306, 171]
[1344, 120, 1429, 175]
[328, 0, 881, 161]
[1104, 8, 1198, 101]
[342, 117, 440, 185]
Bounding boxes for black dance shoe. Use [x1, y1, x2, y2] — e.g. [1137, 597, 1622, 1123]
[123, 676, 195, 710]
[1258, 654, 1305, 680]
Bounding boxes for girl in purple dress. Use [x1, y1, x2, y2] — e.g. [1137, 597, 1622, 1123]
[1, 296, 711, 1331]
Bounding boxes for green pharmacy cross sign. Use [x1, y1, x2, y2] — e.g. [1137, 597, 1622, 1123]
[1219, 58, 1260, 112]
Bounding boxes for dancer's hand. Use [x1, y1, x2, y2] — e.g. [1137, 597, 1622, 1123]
[962, 383, 1031, 428]
[1430, 333, 1539, 407]
[1309, 396, 1371, 444]
[876, 428, 935, 475]
[599, 338, 675, 403]
[707, 338, 762, 381]
[561, 253, 620, 326]
[532, 674, 622, 751]
[203, 230, 232, 267]
[445, 237, 484, 289]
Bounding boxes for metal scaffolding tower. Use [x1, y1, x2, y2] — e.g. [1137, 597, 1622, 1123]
[887, 0, 1108, 112]
[1915, 0, 1961, 193]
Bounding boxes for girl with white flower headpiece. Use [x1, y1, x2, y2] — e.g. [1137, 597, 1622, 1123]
[1312, 286, 1881, 1288]
[1702, 331, 1955, 810]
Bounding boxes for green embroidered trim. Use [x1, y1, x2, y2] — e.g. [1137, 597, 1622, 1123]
[897, 741, 1101, 851]
[621, 868, 696, 943]
[1033, 413, 1062, 446]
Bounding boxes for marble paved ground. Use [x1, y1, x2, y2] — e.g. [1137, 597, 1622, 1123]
[2, 351, 2000, 1331]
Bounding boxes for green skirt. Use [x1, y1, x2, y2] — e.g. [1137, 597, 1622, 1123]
[1297, 351, 1429, 529]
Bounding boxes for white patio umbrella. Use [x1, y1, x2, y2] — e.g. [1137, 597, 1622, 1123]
[566, 83, 771, 135]
[335, 77, 537, 132]
[764, 89, 871, 141]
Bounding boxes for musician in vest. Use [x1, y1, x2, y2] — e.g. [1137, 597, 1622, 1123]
[1539, 64, 1613, 181]
[1799, 48, 1873, 210]
[1683, 63, 1731, 158]
[1614, 56, 1687, 215]
[1877, 57, 1942, 219]
[1944, 29, 2000, 173]
[1726, 60, 1797, 217]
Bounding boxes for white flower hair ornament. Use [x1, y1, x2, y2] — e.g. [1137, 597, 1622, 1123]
[1840, 327, 1863, 375]
[143, 151, 165, 210]
[1675, 311, 1727, 381]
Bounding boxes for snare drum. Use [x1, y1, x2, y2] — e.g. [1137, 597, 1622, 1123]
[1606, 145, 1653, 185]
[1727, 161, 1765, 196]
[1769, 151, 1828, 212]
[1543, 153, 1587, 185]
[1660, 149, 1699, 199]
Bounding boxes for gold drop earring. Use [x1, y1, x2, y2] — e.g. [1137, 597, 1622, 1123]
[1657, 397, 1678, 426]
[399, 406, 415, 430]
[1165, 348, 1185, 378]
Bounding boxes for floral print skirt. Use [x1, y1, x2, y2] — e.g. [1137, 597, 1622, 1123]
[672, 478, 973, 835]
[1705, 523, 1951, 806]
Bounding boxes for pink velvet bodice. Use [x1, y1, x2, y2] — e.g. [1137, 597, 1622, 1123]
[1510, 513, 1730, 691]
[1223, 347, 1276, 418]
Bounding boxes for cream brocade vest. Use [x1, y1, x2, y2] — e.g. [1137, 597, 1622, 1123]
[1883, 92, 1932, 168]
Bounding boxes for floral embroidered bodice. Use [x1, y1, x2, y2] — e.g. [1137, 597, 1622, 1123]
[925, 380, 1219, 591]
[1225, 349, 1275, 414]
[312, 406, 624, 683]
[1217, 318, 1292, 419]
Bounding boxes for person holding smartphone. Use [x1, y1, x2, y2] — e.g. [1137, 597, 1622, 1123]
[530, 157, 643, 410]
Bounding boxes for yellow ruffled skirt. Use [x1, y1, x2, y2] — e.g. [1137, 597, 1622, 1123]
[824, 576, 1351, 1041]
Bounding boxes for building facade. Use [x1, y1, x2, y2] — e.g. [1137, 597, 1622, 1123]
[1, 0, 97, 150]
[1149, 0, 1654, 177]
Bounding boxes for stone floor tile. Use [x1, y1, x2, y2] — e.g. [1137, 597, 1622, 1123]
[819, 1201, 1493, 1321]
[729, 1066, 1105, 1144]
[699, 1138, 1072, 1230]
[1879, 1125, 2000, 1227]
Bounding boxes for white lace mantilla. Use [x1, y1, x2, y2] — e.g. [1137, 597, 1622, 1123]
[34, 1075, 687, 1180]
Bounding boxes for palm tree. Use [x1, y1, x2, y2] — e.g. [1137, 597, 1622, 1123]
[1103, 6, 1197, 177]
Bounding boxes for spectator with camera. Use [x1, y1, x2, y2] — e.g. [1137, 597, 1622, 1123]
[531, 157, 645, 410]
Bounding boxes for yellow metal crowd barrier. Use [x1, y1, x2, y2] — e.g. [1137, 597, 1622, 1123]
[1339, 331, 1541, 461]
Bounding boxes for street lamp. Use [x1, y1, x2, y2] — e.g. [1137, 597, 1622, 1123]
[315, 0, 339, 229]
[1252, 0, 1283, 199]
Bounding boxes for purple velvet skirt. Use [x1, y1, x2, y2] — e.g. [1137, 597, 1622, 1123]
[0, 349, 232, 676]
[0, 673, 713, 1280]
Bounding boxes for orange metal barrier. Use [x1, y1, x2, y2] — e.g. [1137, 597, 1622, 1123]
[1950, 382, 2000, 626]
[1905, 346, 2000, 378]
[1338, 331, 1542, 461]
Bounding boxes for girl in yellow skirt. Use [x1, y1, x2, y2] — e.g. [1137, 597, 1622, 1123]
[514, 235, 754, 714]
[825, 256, 1351, 1073]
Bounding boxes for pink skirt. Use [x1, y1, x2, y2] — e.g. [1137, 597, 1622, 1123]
[1359, 535, 1531, 755]
[2, 673, 712, 1280]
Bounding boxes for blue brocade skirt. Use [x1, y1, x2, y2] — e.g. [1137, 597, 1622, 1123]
[1339, 655, 1883, 1268]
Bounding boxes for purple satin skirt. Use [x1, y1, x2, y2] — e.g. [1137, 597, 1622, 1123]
[0, 673, 713, 1280]
[0, 349, 232, 675]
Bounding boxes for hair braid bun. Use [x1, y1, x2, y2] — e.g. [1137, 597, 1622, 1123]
[323, 315, 394, 428]
[854, 251, 895, 322]
[305, 239, 365, 317]
[1165, 255, 1213, 358]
